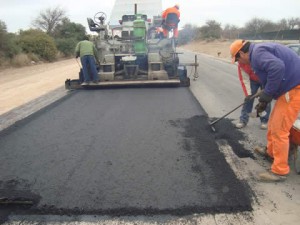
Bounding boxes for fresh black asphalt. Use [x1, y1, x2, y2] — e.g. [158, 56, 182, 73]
[0, 88, 252, 218]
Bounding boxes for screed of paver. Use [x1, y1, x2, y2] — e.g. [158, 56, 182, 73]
[0, 88, 252, 219]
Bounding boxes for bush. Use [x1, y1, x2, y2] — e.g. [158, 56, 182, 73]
[55, 38, 77, 56]
[5, 33, 22, 58]
[11, 53, 31, 67]
[18, 29, 58, 61]
[0, 22, 21, 59]
[27, 53, 40, 62]
[55, 51, 66, 60]
[0, 56, 10, 68]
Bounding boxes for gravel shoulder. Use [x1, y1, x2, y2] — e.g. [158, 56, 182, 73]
[0, 58, 79, 116]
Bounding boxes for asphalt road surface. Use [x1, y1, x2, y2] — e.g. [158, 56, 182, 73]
[0, 86, 252, 221]
[4, 50, 298, 225]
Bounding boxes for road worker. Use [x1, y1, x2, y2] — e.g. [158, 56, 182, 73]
[161, 4, 180, 38]
[235, 62, 271, 130]
[230, 39, 300, 182]
[75, 36, 100, 85]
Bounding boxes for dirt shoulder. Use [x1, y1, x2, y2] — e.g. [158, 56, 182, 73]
[0, 59, 79, 116]
[181, 40, 232, 61]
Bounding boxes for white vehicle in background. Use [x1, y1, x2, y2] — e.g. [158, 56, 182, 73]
[287, 43, 300, 56]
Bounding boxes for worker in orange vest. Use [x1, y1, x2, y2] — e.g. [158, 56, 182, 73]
[161, 4, 180, 38]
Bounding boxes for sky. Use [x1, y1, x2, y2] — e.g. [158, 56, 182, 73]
[1, 0, 300, 33]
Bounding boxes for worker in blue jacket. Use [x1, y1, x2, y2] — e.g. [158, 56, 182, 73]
[230, 40, 300, 182]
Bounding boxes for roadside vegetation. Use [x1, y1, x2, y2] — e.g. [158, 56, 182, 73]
[0, 6, 86, 68]
[178, 17, 300, 45]
[0, 5, 300, 69]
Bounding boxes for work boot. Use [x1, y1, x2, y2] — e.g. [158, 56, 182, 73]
[258, 170, 287, 182]
[254, 146, 267, 156]
[235, 121, 246, 129]
[81, 82, 90, 86]
[260, 123, 268, 130]
[90, 81, 99, 85]
[254, 146, 273, 162]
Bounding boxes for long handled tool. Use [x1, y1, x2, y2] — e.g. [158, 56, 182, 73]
[209, 90, 262, 132]
[76, 58, 82, 69]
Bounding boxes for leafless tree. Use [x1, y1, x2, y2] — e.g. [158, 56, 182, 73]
[32, 6, 67, 36]
[222, 24, 240, 39]
[287, 17, 300, 29]
[245, 18, 277, 34]
[245, 18, 261, 33]
[277, 19, 289, 30]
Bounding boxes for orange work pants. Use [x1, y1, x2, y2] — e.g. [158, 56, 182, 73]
[267, 85, 300, 175]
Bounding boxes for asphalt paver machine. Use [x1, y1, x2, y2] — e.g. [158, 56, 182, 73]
[65, 4, 199, 89]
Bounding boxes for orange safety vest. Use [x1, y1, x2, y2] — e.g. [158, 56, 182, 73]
[162, 7, 180, 20]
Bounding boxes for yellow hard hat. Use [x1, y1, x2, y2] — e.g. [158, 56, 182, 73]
[174, 4, 180, 9]
[230, 39, 248, 63]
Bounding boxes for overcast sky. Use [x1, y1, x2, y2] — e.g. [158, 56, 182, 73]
[1, 0, 300, 33]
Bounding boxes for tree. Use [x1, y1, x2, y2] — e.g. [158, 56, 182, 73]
[178, 24, 199, 45]
[199, 20, 222, 39]
[222, 24, 240, 39]
[261, 20, 277, 32]
[32, 6, 67, 36]
[53, 18, 86, 56]
[277, 19, 289, 30]
[53, 18, 86, 40]
[287, 17, 300, 29]
[0, 20, 20, 59]
[18, 29, 57, 61]
[244, 18, 279, 39]
[0, 20, 7, 53]
[245, 18, 267, 34]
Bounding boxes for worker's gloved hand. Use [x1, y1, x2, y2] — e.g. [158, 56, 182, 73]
[255, 92, 272, 114]
[255, 102, 268, 114]
[75, 53, 80, 59]
[244, 95, 252, 102]
[258, 91, 272, 103]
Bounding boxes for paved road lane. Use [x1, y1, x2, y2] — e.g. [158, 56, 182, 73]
[0, 87, 251, 217]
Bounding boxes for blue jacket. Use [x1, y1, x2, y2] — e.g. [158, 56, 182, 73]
[249, 42, 300, 99]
